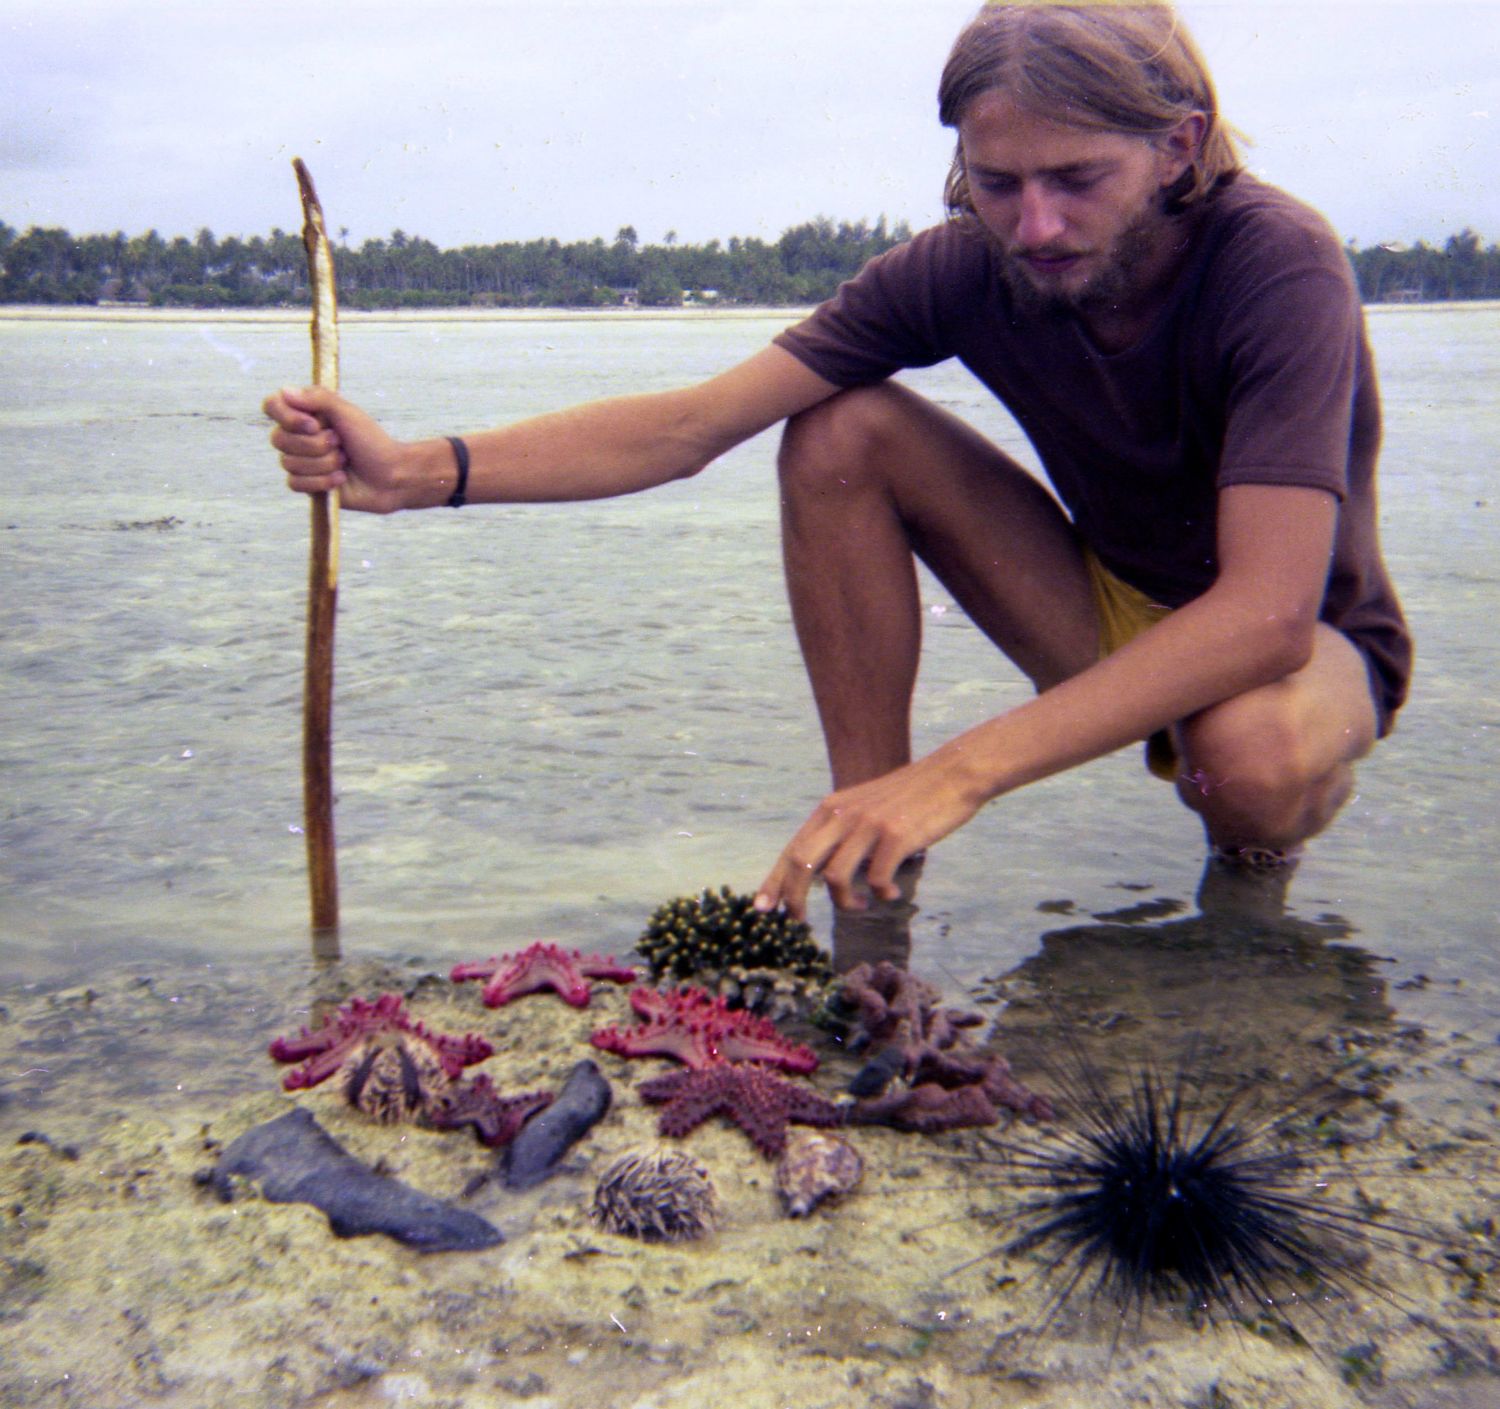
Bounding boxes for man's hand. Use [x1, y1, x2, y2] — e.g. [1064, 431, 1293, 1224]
[263, 385, 410, 514]
[754, 750, 989, 920]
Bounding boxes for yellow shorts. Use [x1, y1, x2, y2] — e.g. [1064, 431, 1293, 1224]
[1082, 550, 1180, 781]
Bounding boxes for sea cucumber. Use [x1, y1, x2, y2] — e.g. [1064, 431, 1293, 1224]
[502, 1059, 613, 1190]
[207, 1107, 501, 1252]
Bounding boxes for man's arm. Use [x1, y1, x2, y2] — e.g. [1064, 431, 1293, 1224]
[264, 344, 838, 513]
[755, 482, 1341, 917]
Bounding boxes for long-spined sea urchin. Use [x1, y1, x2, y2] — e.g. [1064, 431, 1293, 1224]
[953, 1049, 1485, 1358]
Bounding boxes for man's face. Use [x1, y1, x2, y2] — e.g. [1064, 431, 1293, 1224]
[958, 92, 1191, 313]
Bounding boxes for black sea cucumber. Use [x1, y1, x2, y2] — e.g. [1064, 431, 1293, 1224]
[206, 1107, 502, 1252]
[502, 1059, 613, 1190]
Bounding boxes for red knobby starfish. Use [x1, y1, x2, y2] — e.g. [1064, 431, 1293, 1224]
[268, 992, 493, 1092]
[451, 941, 638, 1008]
[591, 985, 818, 1073]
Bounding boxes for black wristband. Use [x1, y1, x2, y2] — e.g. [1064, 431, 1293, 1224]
[444, 435, 470, 508]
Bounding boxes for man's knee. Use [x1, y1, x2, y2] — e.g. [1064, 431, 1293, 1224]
[777, 383, 911, 498]
[1176, 693, 1340, 840]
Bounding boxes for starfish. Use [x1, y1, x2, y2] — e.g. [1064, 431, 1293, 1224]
[426, 1076, 554, 1148]
[268, 992, 493, 1092]
[638, 1062, 846, 1158]
[451, 941, 638, 1008]
[591, 985, 818, 1073]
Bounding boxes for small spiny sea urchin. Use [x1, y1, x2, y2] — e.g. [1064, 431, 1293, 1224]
[590, 1147, 720, 1242]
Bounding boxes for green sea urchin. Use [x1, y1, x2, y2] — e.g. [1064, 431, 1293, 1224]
[636, 886, 833, 996]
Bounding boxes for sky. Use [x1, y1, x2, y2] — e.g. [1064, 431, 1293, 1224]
[3, 0, 1497, 251]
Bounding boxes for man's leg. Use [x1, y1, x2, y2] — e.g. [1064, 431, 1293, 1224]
[778, 381, 1099, 792]
[1173, 623, 1379, 855]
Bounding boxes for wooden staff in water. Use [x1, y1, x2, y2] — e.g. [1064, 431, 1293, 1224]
[293, 157, 340, 935]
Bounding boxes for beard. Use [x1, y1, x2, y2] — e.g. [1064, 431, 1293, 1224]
[988, 194, 1167, 319]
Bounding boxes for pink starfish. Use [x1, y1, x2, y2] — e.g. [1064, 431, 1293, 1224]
[451, 941, 638, 1008]
[639, 1062, 846, 1158]
[591, 985, 818, 1073]
[268, 992, 493, 1092]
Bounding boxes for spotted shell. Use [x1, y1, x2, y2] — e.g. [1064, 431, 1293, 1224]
[590, 1147, 719, 1242]
[774, 1129, 864, 1217]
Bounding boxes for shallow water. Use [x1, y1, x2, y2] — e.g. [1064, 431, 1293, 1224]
[1, 304, 1498, 1405]
[2, 305, 1496, 997]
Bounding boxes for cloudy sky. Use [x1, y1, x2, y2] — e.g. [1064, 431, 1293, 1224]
[3, 0, 1497, 251]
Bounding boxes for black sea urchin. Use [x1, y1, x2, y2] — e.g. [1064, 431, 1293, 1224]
[960, 1055, 1474, 1347]
[1004, 1068, 1343, 1320]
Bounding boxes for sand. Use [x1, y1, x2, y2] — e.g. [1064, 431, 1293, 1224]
[1, 952, 1497, 1409]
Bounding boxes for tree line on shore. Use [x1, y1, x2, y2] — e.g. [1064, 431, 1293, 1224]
[1, 217, 1496, 309]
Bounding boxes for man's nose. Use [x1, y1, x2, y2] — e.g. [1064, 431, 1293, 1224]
[1016, 184, 1066, 248]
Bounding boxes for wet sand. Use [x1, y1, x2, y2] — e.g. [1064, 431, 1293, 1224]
[2, 954, 1496, 1409]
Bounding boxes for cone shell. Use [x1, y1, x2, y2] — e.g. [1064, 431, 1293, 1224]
[774, 1129, 864, 1217]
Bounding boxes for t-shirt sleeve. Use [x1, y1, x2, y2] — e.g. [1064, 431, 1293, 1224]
[1211, 218, 1363, 501]
[773, 224, 979, 387]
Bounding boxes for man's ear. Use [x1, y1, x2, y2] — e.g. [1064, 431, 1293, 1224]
[1159, 111, 1208, 186]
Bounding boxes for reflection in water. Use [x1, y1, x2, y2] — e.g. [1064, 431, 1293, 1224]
[982, 856, 1395, 1110]
[935, 863, 1474, 1363]
[829, 852, 926, 972]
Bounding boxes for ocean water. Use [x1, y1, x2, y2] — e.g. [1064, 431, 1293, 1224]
[2, 305, 1496, 1011]
[2, 305, 1498, 1406]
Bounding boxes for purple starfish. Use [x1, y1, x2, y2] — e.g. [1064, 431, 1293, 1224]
[451, 941, 638, 1008]
[639, 1062, 847, 1158]
[850, 1054, 1055, 1132]
[426, 1076, 554, 1148]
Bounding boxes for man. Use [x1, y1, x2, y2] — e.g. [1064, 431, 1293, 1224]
[265, 1, 1409, 926]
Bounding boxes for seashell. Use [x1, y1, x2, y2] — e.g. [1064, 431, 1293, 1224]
[774, 1129, 864, 1217]
[590, 1147, 719, 1242]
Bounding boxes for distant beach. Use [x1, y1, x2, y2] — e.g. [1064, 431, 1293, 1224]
[3, 300, 1495, 330]
[0, 303, 817, 327]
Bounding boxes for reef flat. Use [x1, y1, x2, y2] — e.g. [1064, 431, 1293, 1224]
[0, 953, 1496, 1409]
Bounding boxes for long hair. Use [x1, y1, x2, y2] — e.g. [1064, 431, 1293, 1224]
[939, 1, 1246, 219]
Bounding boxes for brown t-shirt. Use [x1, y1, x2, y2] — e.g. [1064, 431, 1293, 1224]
[774, 176, 1410, 731]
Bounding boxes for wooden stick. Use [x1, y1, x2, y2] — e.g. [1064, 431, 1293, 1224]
[294, 157, 340, 935]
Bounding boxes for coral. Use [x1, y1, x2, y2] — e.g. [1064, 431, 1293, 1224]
[590, 1147, 719, 1242]
[450, 941, 637, 1008]
[426, 1076, 553, 1148]
[774, 1130, 864, 1217]
[590, 985, 818, 1073]
[850, 1053, 1055, 1132]
[639, 1062, 847, 1158]
[637, 886, 833, 988]
[268, 992, 493, 1097]
[830, 961, 1054, 1131]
